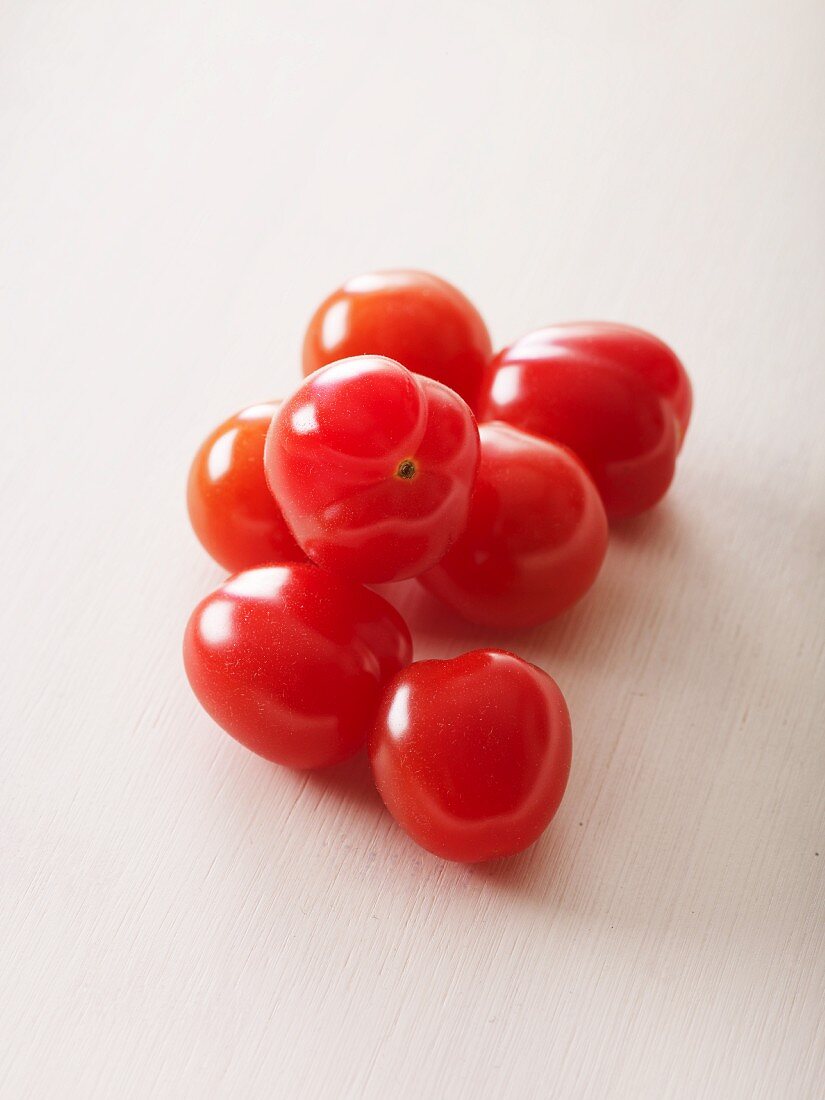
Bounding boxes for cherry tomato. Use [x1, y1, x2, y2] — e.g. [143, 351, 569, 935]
[370, 649, 572, 862]
[187, 401, 305, 573]
[184, 564, 413, 768]
[264, 355, 480, 583]
[302, 270, 493, 410]
[420, 422, 608, 628]
[478, 323, 691, 518]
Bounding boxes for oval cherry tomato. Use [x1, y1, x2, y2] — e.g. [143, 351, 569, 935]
[478, 323, 691, 518]
[302, 270, 493, 410]
[187, 401, 305, 573]
[370, 649, 572, 862]
[184, 564, 413, 768]
[264, 355, 480, 583]
[420, 422, 608, 628]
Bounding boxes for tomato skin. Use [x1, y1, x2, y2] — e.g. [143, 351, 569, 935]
[370, 649, 572, 862]
[419, 422, 608, 628]
[302, 270, 493, 411]
[187, 402, 305, 573]
[478, 323, 690, 518]
[264, 356, 480, 583]
[184, 564, 413, 768]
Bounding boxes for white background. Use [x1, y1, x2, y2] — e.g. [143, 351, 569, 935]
[2, 2, 824, 1097]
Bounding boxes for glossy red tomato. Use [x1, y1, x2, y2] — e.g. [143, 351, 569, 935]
[187, 401, 305, 572]
[478, 323, 691, 518]
[264, 355, 480, 583]
[370, 649, 572, 862]
[420, 422, 608, 628]
[302, 270, 493, 410]
[184, 564, 413, 768]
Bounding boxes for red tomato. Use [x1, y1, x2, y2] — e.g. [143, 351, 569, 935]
[264, 355, 480, 583]
[187, 401, 305, 573]
[420, 422, 608, 628]
[478, 323, 691, 518]
[370, 649, 572, 862]
[302, 270, 492, 410]
[184, 564, 413, 768]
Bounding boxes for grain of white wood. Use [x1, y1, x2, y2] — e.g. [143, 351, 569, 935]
[1, 2, 823, 1097]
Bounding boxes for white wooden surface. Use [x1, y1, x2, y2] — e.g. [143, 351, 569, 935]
[2, 2, 824, 1097]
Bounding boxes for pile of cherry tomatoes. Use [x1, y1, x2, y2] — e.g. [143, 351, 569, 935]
[184, 270, 692, 862]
